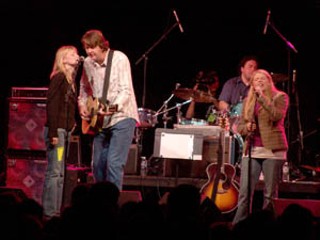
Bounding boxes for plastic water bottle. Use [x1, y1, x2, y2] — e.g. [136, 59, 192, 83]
[282, 161, 290, 182]
[140, 156, 148, 177]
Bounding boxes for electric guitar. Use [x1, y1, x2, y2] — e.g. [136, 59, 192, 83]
[200, 111, 239, 214]
[81, 96, 118, 135]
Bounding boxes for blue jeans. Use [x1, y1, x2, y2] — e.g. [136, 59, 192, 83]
[42, 127, 71, 218]
[92, 118, 136, 190]
[232, 157, 283, 225]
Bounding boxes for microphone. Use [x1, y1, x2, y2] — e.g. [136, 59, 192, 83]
[255, 84, 262, 98]
[263, 10, 271, 35]
[77, 56, 85, 66]
[173, 10, 184, 33]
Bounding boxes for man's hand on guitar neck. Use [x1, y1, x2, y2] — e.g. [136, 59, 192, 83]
[97, 102, 118, 116]
[97, 107, 114, 116]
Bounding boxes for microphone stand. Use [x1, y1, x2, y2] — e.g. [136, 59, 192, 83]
[292, 69, 304, 165]
[155, 84, 181, 128]
[267, 20, 298, 147]
[135, 21, 180, 108]
[245, 129, 254, 216]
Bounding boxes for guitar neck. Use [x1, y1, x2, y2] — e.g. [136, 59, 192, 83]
[220, 129, 226, 168]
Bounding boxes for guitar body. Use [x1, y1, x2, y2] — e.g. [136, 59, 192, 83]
[82, 96, 118, 135]
[200, 117, 239, 214]
[200, 162, 239, 214]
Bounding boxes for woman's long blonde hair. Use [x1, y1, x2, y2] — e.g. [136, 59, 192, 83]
[50, 45, 77, 85]
[243, 69, 277, 121]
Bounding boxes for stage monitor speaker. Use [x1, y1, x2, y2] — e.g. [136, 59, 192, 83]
[7, 97, 47, 151]
[274, 198, 320, 218]
[6, 158, 47, 204]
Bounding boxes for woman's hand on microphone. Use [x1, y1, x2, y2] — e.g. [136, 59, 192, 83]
[246, 121, 257, 132]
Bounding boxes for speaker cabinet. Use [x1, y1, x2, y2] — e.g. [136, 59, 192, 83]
[152, 129, 235, 178]
[7, 97, 47, 151]
[5, 158, 47, 204]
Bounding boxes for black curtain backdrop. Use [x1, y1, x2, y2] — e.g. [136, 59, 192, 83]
[0, 0, 319, 170]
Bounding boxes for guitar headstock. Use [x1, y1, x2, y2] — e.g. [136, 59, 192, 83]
[218, 110, 230, 131]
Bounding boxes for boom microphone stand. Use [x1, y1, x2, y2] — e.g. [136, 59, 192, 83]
[265, 13, 298, 145]
[135, 11, 182, 108]
[265, 11, 299, 171]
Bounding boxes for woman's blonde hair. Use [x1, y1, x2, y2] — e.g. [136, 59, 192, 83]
[243, 69, 276, 121]
[50, 45, 78, 84]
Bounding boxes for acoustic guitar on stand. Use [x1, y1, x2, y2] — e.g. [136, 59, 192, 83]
[81, 96, 118, 135]
[200, 111, 239, 214]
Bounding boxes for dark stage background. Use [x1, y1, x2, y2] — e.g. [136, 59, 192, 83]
[1, 0, 320, 174]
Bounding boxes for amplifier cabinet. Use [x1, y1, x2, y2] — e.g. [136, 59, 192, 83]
[152, 128, 234, 178]
[11, 87, 48, 98]
[7, 97, 47, 151]
[6, 158, 47, 204]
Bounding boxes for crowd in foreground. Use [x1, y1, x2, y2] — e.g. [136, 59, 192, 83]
[1, 182, 319, 240]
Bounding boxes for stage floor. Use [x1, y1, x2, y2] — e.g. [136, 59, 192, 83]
[86, 172, 320, 199]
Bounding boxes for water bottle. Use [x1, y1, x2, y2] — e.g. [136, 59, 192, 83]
[140, 156, 148, 177]
[282, 161, 290, 182]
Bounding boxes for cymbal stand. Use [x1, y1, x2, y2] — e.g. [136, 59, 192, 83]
[162, 105, 171, 129]
[176, 104, 182, 124]
[154, 99, 192, 124]
[156, 83, 181, 128]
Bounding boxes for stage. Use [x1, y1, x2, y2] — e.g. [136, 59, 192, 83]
[86, 172, 320, 200]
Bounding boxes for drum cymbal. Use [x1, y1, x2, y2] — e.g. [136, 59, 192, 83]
[173, 88, 218, 103]
[271, 72, 289, 83]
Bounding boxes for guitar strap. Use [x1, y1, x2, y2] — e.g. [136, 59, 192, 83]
[100, 49, 114, 105]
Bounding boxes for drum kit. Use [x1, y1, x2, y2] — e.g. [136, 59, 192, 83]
[136, 86, 244, 165]
[136, 87, 219, 129]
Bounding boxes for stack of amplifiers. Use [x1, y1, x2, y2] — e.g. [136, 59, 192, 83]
[153, 126, 234, 178]
[6, 87, 48, 204]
